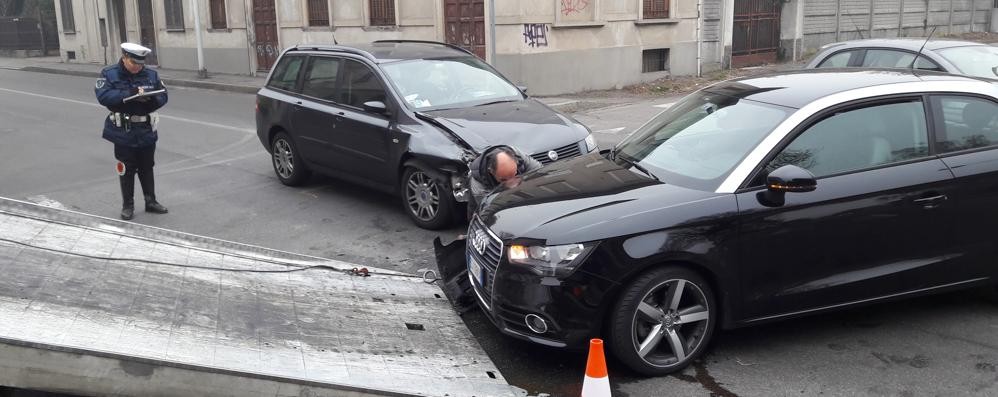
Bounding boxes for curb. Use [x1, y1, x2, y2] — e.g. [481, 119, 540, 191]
[19, 66, 260, 94]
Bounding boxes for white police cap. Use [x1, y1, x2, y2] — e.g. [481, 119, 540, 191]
[121, 42, 152, 63]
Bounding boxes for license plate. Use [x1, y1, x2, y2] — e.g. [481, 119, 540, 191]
[468, 255, 484, 286]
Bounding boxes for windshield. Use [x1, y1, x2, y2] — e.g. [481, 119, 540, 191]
[614, 91, 794, 191]
[380, 57, 523, 110]
[936, 45, 998, 79]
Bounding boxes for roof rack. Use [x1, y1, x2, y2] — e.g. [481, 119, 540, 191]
[289, 44, 377, 62]
[371, 40, 475, 56]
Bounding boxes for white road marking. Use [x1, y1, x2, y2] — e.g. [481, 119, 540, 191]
[159, 152, 262, 175]
[654, 102, 676, 108]
[25, 195, 69, 210]
[594, 127, 626, 134]
[0, 87, 254, 134]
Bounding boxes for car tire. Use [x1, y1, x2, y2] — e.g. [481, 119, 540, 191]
[270, 131, 311, 186]
[608, 266, 717, 376]
[401, 166, 456, 230]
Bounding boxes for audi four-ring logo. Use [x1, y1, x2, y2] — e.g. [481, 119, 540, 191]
[472, 228, 489, 255]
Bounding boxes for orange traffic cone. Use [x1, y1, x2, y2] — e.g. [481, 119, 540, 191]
[581, 338, 611, 397]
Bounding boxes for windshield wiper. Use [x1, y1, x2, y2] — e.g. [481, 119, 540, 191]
[475, 99, 518, 107]
[616, 154, 659, 181]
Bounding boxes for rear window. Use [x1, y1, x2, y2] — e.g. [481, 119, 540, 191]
[268, 55, 304, 92]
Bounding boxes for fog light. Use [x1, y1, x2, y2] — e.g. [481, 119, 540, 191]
[525, 314, 549, 334]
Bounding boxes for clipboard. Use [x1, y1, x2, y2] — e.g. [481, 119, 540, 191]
[123, 89, 166, 103]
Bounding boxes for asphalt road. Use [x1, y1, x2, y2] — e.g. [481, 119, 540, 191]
[3, 69, 997, 397]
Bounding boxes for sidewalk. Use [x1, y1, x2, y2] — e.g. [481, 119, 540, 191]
[0, 56, 265, 94]
[0, 56, 645, 111]
[0, 197, 524, 397]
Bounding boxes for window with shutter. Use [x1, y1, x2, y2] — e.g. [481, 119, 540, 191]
[59, 0, 76, 31]
[308, 0, 330, 26]
[210, 0, 227, 29]
[643, 0, 669, 19]
[165, 0, 185, 30]
[369, 0, 395, 26]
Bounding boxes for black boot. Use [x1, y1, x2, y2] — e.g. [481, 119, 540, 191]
[145, 196, 168, 214]
[119, 174, 135, 220]
[138, 169, 168, 214]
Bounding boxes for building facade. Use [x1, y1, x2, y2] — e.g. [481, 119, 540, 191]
[50, 0, 998, 95]
[52, 0, 726, 95]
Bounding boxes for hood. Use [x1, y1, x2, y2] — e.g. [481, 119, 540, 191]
[477, 153, 736, 245]
[421, 98, 589, 155]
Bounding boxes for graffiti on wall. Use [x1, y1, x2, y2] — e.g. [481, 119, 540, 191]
[560, 0, 590, 16]
[523, 24, 550, 47]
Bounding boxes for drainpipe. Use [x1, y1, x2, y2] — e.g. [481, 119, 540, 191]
[190, 0, 206, 77]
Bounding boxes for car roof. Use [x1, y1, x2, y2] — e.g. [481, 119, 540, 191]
[288, 41, 474, 63]
[706, 68, 985, 109]
[819, 38, 985, 52]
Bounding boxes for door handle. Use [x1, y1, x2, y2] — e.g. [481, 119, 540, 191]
[913, 194, 948, 209]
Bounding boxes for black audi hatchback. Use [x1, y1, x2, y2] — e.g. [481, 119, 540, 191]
[256, 41, 596, 229]
[467, 69, 998, 375]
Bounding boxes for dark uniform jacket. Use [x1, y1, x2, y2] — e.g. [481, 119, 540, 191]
[95, 61, 168, 148]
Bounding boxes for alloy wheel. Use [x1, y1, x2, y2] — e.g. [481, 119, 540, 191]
[273, 138, 294, 179]
[405, 170, 440, 221]
[631, 278, 711, 367]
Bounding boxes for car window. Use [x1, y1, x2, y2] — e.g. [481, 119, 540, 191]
[766, 100, 930, 178]
[380, 57, 522, 110]
[931, 96, 998, 153]
[862, 49, 940, 70]
[614, 92, 794, 191]
[935, 45, 998, 79]
[267, 55, 304, 92]
[817, 50, 855, 68]
[301, 57, 341, 101]
[338, 59, 388, 110]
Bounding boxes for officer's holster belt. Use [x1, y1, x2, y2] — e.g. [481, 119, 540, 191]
[109, 113, 150, 128]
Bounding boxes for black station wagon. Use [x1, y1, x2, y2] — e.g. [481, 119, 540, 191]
[255, 40, 597, 229]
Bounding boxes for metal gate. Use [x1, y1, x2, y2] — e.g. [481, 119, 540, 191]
[137, 0, 158, 65]
[443, 0, 486, 59]
[253, 0, 279, 71]
[731, 0, 781, 68]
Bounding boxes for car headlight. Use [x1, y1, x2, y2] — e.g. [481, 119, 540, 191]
[585, 134, 598, 152]
[508, 243, 594, 277]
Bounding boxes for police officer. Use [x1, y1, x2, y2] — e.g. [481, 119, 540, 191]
[95, 43, 169, 220]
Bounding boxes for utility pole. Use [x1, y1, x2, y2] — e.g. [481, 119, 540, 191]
[191, 0, 207, 77]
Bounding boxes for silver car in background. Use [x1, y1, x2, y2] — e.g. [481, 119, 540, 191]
[805, 38, 998, 80]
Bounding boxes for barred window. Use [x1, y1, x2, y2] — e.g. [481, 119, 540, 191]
[58, 0, 76, 31]
[209, 0, 227, 29]
[369, 0, 395, 26]
[643, 0, 670, 19]
[308, 0, 330, 26]
[165, 0, 185, 30]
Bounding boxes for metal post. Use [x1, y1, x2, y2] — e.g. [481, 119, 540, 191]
[971, 1, 978, 32]
[37, 6, 47, 56]
[868, 0, 874, 38]
[696, 0, 702, 77]
[191, 0, 206, 77]
[835, 0, 841, 41]
[948, 0, 954, 34]
[898, 0, 904, 37]
[488, 0, 496, 65]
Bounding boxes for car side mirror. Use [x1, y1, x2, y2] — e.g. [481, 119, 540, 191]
[362, 101, 389, 114]
[517, 85, 528, 94]
[757, 165, 817, 207]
